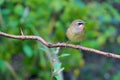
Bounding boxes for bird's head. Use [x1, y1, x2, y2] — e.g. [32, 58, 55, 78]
[66, 19, 85, 42]
[71, 20, 85, 33]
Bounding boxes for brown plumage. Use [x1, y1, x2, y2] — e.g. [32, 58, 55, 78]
[66, 19, 85, 42]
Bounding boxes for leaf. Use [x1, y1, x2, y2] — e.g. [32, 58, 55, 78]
[0, 59, 6, 73]
[112, 72, 120, 80]
[56, 68, 64, 74]
[59, 53, 70, 58]
[117, 36, 120, 44]
[39, 47, 46, 52]
[14, 4, 24, 16]
[54, 63, 61, 72]
[0, 0, 4, 6]
[39, 53, 46, 69]
[51, 0, 63, 11]
[23, 45, 33, 57]
[54, 75, 62, 80]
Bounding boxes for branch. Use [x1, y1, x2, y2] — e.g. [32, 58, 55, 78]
[0, 32, 120, 60]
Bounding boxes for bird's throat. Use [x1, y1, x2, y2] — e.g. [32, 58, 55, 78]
[78, 25, 84, 30]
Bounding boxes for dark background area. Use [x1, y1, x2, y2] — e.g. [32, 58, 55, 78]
[0, 0, 120, 80]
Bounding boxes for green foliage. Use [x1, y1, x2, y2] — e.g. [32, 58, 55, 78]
[117, 36, 120, 44]
[0, 59, 6, 73]
[54, 75, 62, 80]
[0, 0, 4, 6]
[23, 45, 33, 57]
[0, 0, 119, 80]
[14, 4, 24, 16]
[59, 53, 70, 58]
[60, 48, 84, 70]
[112, 72, 120, 80]
[54, 63, 62, 72]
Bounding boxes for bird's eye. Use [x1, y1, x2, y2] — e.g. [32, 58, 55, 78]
[77, 22, 83, 25]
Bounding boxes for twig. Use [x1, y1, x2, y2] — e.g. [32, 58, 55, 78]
[5, 61, 18, 80]
[0, 32, 120, 60]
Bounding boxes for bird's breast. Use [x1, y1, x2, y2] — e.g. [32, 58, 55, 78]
[66, 27, 85, 42]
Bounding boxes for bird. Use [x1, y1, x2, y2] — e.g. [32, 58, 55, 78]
[66, 19, 85, 42]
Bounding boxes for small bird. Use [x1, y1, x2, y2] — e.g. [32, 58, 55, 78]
[66, 19, 85, 42]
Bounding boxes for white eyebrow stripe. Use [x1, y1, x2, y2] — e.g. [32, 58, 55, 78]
[76, 22, 83, 24]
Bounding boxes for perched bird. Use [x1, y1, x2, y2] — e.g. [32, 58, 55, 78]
[66, 19, 85, 42]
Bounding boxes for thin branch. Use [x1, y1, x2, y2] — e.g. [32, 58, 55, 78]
[0, 32, 120, 60]
[5, 61, 18, 80]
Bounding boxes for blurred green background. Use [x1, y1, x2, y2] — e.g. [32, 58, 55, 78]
[0, 0, 120, 80]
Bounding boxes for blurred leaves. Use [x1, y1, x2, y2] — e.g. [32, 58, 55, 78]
[60, 48, 84, 70]
[0, 59, 6, 73]
[117, 36, 120, 44]
[59, 53, 70, 58]
[23, 45, 33, 57]
[0, 0, 4, 6]
[112, 72, 120, 80]
[54, 63, 61, 72]
[14, 4, 24, 16]
[0, 0, 120, 80]
[54, 75, 62, 80]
